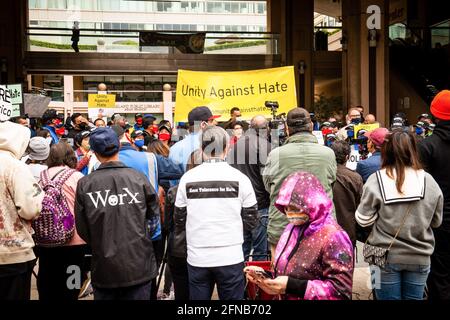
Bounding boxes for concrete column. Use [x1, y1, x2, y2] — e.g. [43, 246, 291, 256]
[342, 0, 389, 125]
[64, 75, 74, 119]
[163, 85, 173, 125]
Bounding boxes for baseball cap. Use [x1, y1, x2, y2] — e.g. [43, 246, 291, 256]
[75, 130, 91, 147]
[286, 108, 311, 127]
[417, 113, 431, 120]
[430, 90, 450, 120]
[188, 106, 220, 125]
[28, 137, 50, 161]
[143, 114, 156, 121]
[364, 127, 389, 147]
[89, 127, 120, 157]
[42, 109, 58, 123]
[135, 113, 143, 119]
[158, 123, 172, 134]
[131, 130, 144, 139]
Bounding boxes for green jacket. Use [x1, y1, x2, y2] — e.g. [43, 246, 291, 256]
[263, 132, 337, 245]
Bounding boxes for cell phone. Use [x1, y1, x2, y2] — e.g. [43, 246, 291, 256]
[253, 270, 273, 279]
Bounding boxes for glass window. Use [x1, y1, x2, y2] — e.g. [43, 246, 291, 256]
[257, 3, 265, 14]
[48, 0, 66, 9]
[240, 3, 248, 13]
[181, 1, 189, 12]
[231, 3, 239, 13]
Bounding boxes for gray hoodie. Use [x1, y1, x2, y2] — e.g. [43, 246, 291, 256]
[0, 121, 44, 265]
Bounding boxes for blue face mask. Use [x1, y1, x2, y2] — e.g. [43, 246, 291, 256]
[415, 127, 424, 136]
[351, 118, 362, 125]
[135, 139, 145, 149]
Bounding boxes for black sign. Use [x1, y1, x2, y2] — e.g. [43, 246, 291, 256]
[139, 32, 206, 54]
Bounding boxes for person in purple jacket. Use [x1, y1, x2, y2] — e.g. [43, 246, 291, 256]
[245, 171, 354, 300]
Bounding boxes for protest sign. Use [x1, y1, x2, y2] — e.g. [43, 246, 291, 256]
[174, 66, 297, 122]
[0, 85, 13, 121]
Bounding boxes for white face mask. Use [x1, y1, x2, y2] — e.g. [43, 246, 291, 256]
[236, 117, 242, 122]
[46, 137, 53, 145]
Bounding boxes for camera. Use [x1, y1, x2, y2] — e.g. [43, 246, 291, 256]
[343, 124, 369, 160]
[265, 101, 287, 145]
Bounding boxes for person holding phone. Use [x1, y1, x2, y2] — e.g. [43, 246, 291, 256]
[245, 171, 354, 300]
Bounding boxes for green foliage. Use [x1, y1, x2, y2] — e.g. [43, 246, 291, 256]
[313, 93, 344, 121]
[205, 40, 268, 51]
[30, 40, 97, 51]
[112, 40, 138, 46]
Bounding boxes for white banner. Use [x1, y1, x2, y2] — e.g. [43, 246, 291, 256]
[0, 85, 13, 122]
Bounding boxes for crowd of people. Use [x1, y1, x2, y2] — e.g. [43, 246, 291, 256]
[0, 89, 450, 301]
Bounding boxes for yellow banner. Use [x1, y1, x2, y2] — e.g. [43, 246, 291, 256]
[174, 66, 297, 122]
[353, 123, 380, 139]
[88, 94, 116, 108]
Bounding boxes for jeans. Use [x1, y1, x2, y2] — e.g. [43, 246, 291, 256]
[188, 262, 245, 300]
[93, 280, 152, 300]
[243, 208, 268, 261]
[371, 263, 430, 300]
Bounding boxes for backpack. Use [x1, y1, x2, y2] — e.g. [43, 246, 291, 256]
[32, 168, 76, 247]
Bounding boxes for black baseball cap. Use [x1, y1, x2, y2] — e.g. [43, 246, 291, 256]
[286, 108, 311, 127]
[417, 113, 431, 120]
[90, 127, 120, 157]
[42, 109, 58, 123]
[75, 130, 91, 147]
[188, 106, 220, 126]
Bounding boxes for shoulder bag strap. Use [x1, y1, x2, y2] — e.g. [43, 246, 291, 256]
[387, 203, 414, 251]
[364, 202, 414, 248]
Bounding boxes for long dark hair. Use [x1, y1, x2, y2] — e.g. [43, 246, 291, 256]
[381, 131, 422, 194]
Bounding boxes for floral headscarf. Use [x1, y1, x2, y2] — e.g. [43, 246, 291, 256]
[275, 171, 334, 237]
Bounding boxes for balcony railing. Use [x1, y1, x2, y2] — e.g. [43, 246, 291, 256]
[27, 27, 279, 55]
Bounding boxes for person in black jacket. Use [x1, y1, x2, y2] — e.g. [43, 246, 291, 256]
[75, 127, 159, 300]
[418, 90, 450, 300]
[228, 115, 271, 261]
[71, 21, 80, 52]
[164, 149, 203, 300]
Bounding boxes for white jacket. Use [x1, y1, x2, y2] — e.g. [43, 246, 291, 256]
[0, 121, 44, 265]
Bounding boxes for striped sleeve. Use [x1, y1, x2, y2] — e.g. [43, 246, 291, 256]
[355, 174, 382, 228]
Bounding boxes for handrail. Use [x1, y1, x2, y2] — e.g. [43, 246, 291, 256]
[27, 32, 273, 40]
[27, 26, 277, 35]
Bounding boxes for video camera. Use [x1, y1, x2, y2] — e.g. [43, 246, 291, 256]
[343, 124, 369, 160]
[265, 101, 288, 145]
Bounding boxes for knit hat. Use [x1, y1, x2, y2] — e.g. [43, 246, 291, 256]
[430, 90, 450, 120]
[28, 137, 50, 161]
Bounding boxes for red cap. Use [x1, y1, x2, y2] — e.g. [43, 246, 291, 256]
[364, 127, 389, 147]
[431, 90, 450, 120]
[208, 115, 221, 121]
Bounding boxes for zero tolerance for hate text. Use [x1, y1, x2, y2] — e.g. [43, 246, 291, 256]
[181, 82, 289, 100]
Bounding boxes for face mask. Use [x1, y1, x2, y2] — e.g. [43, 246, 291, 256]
[286, 211, 310, 226]
[159, 133, 171, 141]
[135, 139, 145, 149]
[415, 127, 424, 136]
[136, 118, 143, 126]
[236, 117, 242, 122]
[56, 127, 65, 136]
[350, 118, 362, 125]
[46, 137, 53, 145]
